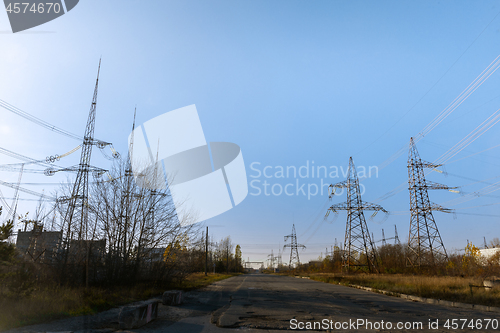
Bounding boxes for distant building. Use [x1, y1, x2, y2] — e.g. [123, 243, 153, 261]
[16, 225, 62, 263]
[142, 247, 167, 263]
[479, 247, 500, 264]
[68, 239, 106, 263]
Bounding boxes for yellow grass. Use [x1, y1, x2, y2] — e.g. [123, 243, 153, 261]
[301, 273, 500, 307]
[178, 272, 242, 290]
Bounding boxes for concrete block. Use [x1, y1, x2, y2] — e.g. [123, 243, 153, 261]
[473, 304, 490, 312]
[453, 302, 473, 309]
[118, 299, 159, 329]
[484, 277, 500, 290]
[407, 295, 425, 302]
[438, 300, 454, 307]
[490, 306, 500, 313]
[162, 290, 184, 306]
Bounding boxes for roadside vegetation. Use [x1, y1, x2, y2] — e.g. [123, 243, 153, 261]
[0, 159, 245, 330]
[300, 273, 500, 308]
[0, 272, 241, 330]
[271, 242, 500, 308]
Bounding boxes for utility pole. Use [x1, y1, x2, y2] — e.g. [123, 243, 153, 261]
[205, 226, 208, 275]
[381, 229, 387, 247]
[407, 138, 454, 267]
[484, 236, 488, 249]
[283, 224, 306, 268]
[326, 157, 387, 273]
[226, 243, 229, 274]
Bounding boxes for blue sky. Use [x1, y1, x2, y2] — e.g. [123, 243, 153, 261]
[1, 1, 500, 265]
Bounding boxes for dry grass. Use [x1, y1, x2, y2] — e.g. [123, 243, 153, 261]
[178, 272, 242, 290]
[0, 272, 239, 331]
[302, 273, 500, 307]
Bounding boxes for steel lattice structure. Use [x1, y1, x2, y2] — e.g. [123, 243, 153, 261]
[283, 224, 305, 268]
[327, 157, 387, 272]
[62, 61, 105, 244]
[407, 138, 454, 267]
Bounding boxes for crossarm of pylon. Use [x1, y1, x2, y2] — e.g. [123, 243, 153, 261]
[46, 165, 107, 176]
[329, 181, 349, 189]
[0, 179, 55, 201]
[424, 180, 458, 190]
[430, 202, 454, 213]
[360, 202, 388, 213]
[327, 202, 350, 212]
[421, 160, 443, 169]
[93, 140, 111, 148]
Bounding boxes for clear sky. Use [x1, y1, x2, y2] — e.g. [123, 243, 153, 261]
[1, 0, 500, 266]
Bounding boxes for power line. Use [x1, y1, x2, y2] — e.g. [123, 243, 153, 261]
[367, 52, 500, 177]
[353, 9, 500, 157]
[0, 99, 82, 140]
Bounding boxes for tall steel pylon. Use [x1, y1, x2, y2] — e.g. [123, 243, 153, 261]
[394, 225, 400, 245]
[120, 108, 137, 262]
[381, 229, 387, 246]
[407, 138, 454, 267]
[62, 60, 107, 244]
[283, 224, 305, 268]
[327, 157, 387, 272]
[267, 249, 275, 269]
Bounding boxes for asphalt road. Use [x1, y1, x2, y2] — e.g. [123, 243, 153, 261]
[5, 273, 500, 332]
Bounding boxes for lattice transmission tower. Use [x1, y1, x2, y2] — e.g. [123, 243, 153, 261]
[407, 138, 455, 267]
[326, 157, 387, 272]
[394, 225, 400, 245]
[283, 224, 305, 268]
[61, 61, 108, 245]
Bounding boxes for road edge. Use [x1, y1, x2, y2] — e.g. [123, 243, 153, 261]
[344, 282, 500, 313]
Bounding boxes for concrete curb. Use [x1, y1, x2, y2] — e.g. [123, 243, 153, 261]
[347, 283, 500, 313]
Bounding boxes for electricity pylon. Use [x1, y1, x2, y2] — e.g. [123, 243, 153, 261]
[62, 60, 107, 242]
[394, 225, 400, 245]
[326, 157, 387, 273]
[283, 224, 305, 268]
[407, 138, 454, 267]
[267, 249, 275, 269]
[121, 108, 137, 263]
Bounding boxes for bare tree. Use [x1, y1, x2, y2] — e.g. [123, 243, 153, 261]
[51, 158, 198, 286]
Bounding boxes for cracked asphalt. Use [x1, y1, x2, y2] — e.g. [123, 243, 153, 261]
[4, 273, 499, 332]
